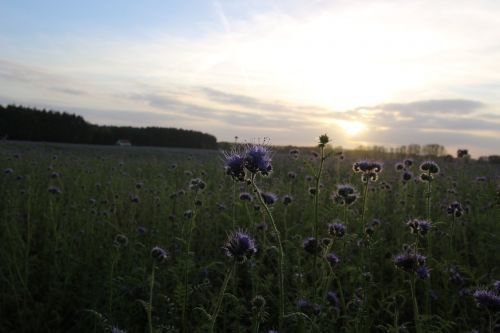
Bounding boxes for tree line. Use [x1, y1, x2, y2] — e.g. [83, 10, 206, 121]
[0, 104, 218, 149]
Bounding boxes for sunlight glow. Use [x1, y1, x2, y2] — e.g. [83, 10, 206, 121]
[337, 120, 366, 136]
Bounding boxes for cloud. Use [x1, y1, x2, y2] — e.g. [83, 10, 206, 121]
[372, 99, 485, 115]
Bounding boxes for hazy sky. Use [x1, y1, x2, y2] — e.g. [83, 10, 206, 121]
[1, 0, 500, 156]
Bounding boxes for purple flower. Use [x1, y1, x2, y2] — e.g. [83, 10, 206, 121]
[419, 161, 440, 174]
[151, 246, 168, 263]
[326, 252, 340, 267]
[406, 219, 431, 235]
[394, 252, 426, 272]
[239, 192, 253, 201]
[244, 144, 272, 175]
[328, 223, 346, 238]
[260, 192, 278, 205]
[224, 230, 257, 263]
[416, 265, 430, 279]
[333, 184, 358, 206]
[472, 289, 500, 311]
[303, 237, 319, 255]
[224, 152, 246, 181]
[282, 194, 293, 206]
[326, 291, 339, 308]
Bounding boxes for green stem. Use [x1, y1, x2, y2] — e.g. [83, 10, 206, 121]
[251, 176, 285, 329]
[410, 275, 422, 333]
[312, 146, 325, 295]
[148, 263, 156, 333]
[209, 263, 235, 333]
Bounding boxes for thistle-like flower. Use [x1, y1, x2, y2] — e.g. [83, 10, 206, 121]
[353, 160, 383, 183]
[223, 230, 257, 263]
[151, 246, 168, 264]
[332, 184, 358, 206]
[328, 222, 346, 238]
[394, 252, 426, 272]
[260, 192, 278, 205]
[419, 161, 440, 174]
[244, 144, 272, 175]
[406, 219, 432, 236]
[472, 289, 500, 311]
[224, 152, 245, 181]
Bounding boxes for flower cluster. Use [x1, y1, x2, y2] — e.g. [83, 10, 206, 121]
[151, 246, 169, 264]
[328, 222, 346, 238]
[352, 160, 383, 183]
[406, 219, 432, 236]
[223, 230, 257, 263]
[332, 184, 358, 206]
[472, 289, 500, 311]
[224, 143, 273, 181]
[447, 201, 465, 218]
[419, 160, 440, 182]
[394, 251, 428, 277]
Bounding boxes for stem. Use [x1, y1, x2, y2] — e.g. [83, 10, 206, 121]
[148, 263, 156, 333]
[209, 263, 235, 333]
[251, 176, 285, 329]
[232, 182, 237, 229]
[410, 275, 422, 333]
[312, 146, 325, 295]
[361, 181, 369, 228]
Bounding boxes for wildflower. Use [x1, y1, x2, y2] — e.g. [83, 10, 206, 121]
[494, 280, 500, 293]
[287, 171, 297, 179]
[371, 218, 381, 228]
[260, 192, 278, 205]
[394, 252, 426, 272]
[318, 134, 330, 147]
[326, 291, 340, 308]
[114, 234, 129, 248]
[111, 326, 127, 333]
[239, 192, 253, 201]
[282, 194, 293, 206]
[224, 152, 246, 181]
[472, 289, 500, 311]
[328, 223, 346, 238]
[48, 186, 62, 195]
[326, 252, 340, 267]
[406, 219, 431, 235]
[333, 184, 358, 206]
[404, 158, 413, 167]
[419, 161, 440, 174]
[189, 178, 206, 191]
[402, 171, 413, 182]
[223, 230, 257, 263]
[457, 149, 468, 158]
[416, 265, 430, 279]
[353, 160, 383, 182]
[449, 269, 464, 285]
[244, 144, 272, 175]
[251, 295, 266, 310]
[151, 246, 168, 263]
[308, 187, 317, 195]
[184, 210, 193, 219]
[303, 237, 319, 255]
[395, 162, 404, 171]
[447, 201, 464, 218]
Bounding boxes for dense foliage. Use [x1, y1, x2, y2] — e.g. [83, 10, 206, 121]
[0, 139, 499, 332]
[0, 105, 218, 149]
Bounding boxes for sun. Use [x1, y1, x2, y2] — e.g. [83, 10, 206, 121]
[337, 120, 366, 136]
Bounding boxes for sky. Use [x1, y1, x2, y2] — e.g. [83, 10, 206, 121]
[1, 0, 500, 157]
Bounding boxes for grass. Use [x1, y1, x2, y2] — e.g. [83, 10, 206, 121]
[0, 140, 498, 332]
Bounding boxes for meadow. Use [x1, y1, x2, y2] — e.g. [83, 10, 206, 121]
[0, 137, 499, 333]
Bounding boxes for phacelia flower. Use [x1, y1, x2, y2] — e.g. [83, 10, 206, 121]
[114, 234, 129, 248]
[282, 194, 293, 206]
[394, 252, 426, 272]
[406, 219, 432, 235]
[189, 178, 206, 191]
[328, 223, 346, 238]
[326, 291, 340, 308]
[416, 265, 430, 279]
[239, 192, 253, 201]
[303, 237, 319, 255]
[447, 201, 465, 218]
[151, 246, 168, 263]
[223, 230, 257, 263]
[333, 184, 358, 206]
[224, 152, 245, 181]
[419, 161, 440, 174]
[260, 192, 278, 205]
[326, 252, 340, 267]
[244, 144, 272, 175]
[472, 289, 500, 311]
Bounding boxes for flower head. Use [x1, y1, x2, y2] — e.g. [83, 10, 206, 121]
[328, 223, 346, 238]
[260, 192, 278, 205]
[224, 152, 245, 181]
[419, 161, 440, 174]
[303, 237, 319, 255]
[151, 246, 168, 264]
[326, 252, 340, 267]
[223, 230, 257, 263]
[244, 144, 272, 175]
[472, 289, 500, 311]
[333, 184, 358, 206]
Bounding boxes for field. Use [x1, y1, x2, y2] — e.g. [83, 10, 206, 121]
[0, 139, 499, 333]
